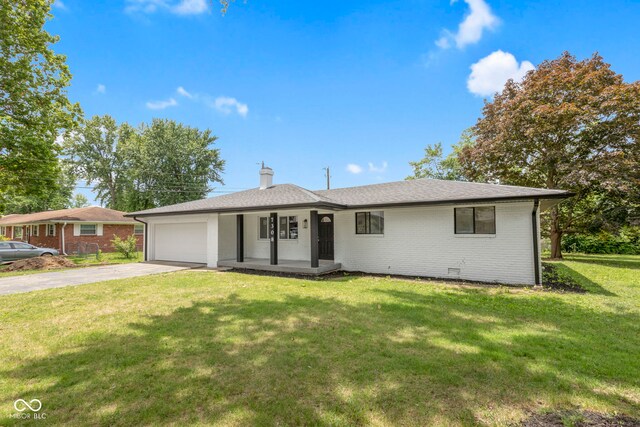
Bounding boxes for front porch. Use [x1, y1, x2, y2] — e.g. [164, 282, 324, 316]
[218, 257, 341, 275]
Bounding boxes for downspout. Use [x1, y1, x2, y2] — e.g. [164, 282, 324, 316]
[61, 222, 68, 255]
[133, 217, 148, 262]
[532, 199, 541, 285]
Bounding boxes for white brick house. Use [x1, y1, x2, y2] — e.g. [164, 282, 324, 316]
[127, 166, 572, 285]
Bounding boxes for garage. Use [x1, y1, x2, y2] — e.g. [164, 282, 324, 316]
[153, 222, 207, 263]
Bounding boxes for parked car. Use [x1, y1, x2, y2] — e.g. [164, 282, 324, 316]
[0, 241, 59, 263]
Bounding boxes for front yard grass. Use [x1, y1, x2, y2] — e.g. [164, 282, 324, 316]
[0, 254, 638, 426]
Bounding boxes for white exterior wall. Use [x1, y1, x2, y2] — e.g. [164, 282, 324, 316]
[333, 201, 537, 285]
[144, 200, 538, 285]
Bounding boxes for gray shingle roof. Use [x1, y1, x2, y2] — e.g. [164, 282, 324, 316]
[127, 184, 343, 216]
[127, 178, 572, 217]
[315, 179, 571, 207]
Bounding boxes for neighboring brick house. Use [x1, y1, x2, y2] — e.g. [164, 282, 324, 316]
[0, 207, 144, 254]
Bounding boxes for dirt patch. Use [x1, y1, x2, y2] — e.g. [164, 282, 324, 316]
[2, 256, 77, 272]
[521, 410, 640, 426]
[542, 263, 586, 293]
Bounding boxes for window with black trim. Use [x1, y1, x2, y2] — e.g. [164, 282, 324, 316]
[134, 224, 144, 234]
[454, 206, 495, 234]
[355, 211, 384, 234]
[259, 217, 269, 239]
[278, 216, 299, 240]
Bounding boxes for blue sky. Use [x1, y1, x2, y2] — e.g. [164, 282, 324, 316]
[48, 0, 640, 204]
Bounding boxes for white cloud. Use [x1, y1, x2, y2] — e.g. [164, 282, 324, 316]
[213, 96, 249, 117]
[95, 84, 106, 94]
[368, 161, 388, 173]
[467, 50, 534, 97]
[125, 0, 209, 15]
[53, 0, 67, 10]
[346, 164, 363, 174]
[146, 97, 178, 110]
[436, 0, 499, 50]
[176, 86, 193, 98]
[172, 0, 208, 15]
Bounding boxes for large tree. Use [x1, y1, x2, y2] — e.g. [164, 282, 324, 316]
[460, 52, 640, 259]
[125, 118, 225, 210]
[0, 0, 81, 207]
[66, 116, 225, 211]
[0, 161, 76, 213]
[65, 115, 133, 210]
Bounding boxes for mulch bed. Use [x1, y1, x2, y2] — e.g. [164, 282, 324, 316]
[541, 263, 586, 293]
[1, 256, 77, 272]
[521, 410, 640, 426]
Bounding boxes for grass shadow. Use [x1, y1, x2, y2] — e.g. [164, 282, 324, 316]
[544, 262, 617, 296]
[2, 283, 639, 425]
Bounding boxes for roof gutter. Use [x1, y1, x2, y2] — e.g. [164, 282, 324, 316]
[133, 217, 148, 262]
[532, 199, 541, 286]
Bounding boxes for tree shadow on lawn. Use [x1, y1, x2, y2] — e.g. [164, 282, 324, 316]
[565, 254, 640, 270]
[2, 289, 639, 426]
[544, 262, 617, 296]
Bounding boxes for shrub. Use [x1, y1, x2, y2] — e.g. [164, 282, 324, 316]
[562, 226, 640, 255]
[111, 235, 138, 259]
[96, 249, 103, 262]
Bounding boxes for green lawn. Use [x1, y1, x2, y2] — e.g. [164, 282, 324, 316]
[0, 254, 638, 426]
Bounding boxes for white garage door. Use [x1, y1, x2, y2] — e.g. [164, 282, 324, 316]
[154, 223, 207, 263]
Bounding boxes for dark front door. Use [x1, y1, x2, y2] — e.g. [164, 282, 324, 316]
[318, 214, 334, 260]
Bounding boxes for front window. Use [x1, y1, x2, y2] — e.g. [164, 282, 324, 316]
[278, 216, 299, 240]
[259, 217, 268, 239]
[455, 206, 496, 234]
[355, 211, 384, 235]
[0, 226, 5, 236]
[134, 224, 144, 234]
[46, 224, 56, 236]
[80, 224, 97, 236]
[31, 225, 39, 237]
[14, 227, 23, 239]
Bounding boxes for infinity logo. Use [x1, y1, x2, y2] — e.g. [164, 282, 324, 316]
[14, 399, 42, 412]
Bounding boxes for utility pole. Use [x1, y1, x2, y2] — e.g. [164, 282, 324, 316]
[323, 166, 330, 190]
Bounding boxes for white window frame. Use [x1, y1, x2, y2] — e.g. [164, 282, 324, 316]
[14, 226, 23, 239]
[31, 224, 39, 237]
[0, 226, 5, 236]
[46, 224, 56, 237]
[79, 224, 97, 236]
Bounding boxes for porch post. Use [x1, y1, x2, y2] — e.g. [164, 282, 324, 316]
[236, 214, 244, 262]
[270, 212, 278, 265]
[310, 210, 319, 268]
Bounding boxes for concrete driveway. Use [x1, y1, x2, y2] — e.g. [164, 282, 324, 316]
[0, 262, 199, 296]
